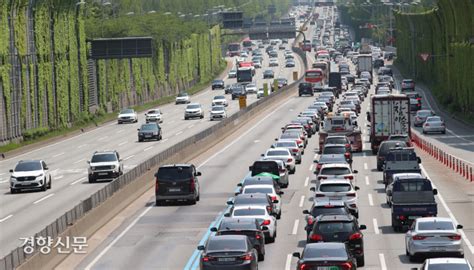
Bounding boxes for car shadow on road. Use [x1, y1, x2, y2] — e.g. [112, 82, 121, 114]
[379, 225, 402, 235]
[380, 203, 390, 209]
[374, 188, 385, 194]
[297, 240, 307, 248]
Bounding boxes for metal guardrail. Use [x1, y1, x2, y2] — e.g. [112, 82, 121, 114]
[0, 46, 308, 270]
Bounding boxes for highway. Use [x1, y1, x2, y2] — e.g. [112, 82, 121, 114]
[3, 4, 474, 270]
[0, 28, 305, 257]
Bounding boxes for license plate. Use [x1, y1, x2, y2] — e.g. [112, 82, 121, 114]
[329, 196, 341, 200]
[317, 267, 339, 270]
[168, 188, 181, 192]
[145, 135, 152, 138]
[433, 246, 446, 251]
[409, 216, 421, 220]
[218, 257, 236, 262]
[98, 172, 108, 176]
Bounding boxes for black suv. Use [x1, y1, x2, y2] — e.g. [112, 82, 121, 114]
[299, 82, 314, 97]
[154, 164, 201, 205]
[302, 201, 355, 238]
[137, 123, 162, 142]
[231, 87, 247, 100]
[308, 214, 367, 267]
[211, 79, 225, 90]
[211, 218, 266, 261]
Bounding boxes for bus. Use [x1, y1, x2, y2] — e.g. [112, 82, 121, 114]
[304, 69, 324, 87]
[227, 43, 241, 57]
[300, 40, 312, 52]
[242, 38, 252, 50]
[237, 67, 253, 83]
[312, 61, 330, 81]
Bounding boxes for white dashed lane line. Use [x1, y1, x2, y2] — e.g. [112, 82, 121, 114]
[0, 214, 13, 223]
[70, 177, 86, 186]
[33, 193, 55, 205]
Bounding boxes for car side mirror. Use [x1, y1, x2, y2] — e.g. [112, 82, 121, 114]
[137, 129, 140, 131]
[210, 227, 217, 232]
[249, 166, 253, 171]
[9, 169, 13, 173]
[310, 187, 316, 192]
[226, 200, 234, 205]
[197, 245, 205, 251]
[274, 138, 278, 141]
[279, 191, 284, 195]
[44, 167, 49, 170]
[292, 252, 301, 259]
[270, 144, 275, 148]
[87, 161, 91, 164]
[457, 224, 463, 229]
[387, 190, 392, 196]
[417, 157, 421, 163]
[224, 213, 231, 217]
[359, 224, 367, 230]
[433, 189, 438, 195]
[261, 226, 269, 231]
[410, 268, 418, 270]
[355, 186, 360, 191]
[237, 183, 242, 187]
[302, 210, 310, 215]
[353, 170, 358, 174]
[260, 154, 264, 157]
[195, 172, 202, 176]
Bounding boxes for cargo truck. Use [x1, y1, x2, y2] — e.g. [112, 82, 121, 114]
[328, 72, 342, 92]
[356, 54, 372, 77]
[369, 94, 411, 154]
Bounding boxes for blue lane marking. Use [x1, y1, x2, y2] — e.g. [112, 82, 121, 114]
[184, 174, 250, 269]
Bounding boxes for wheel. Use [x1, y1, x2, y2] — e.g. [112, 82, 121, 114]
[258, 252, 265, 261]
[159, 135, 162, 140]
[48, 177, 52, 189]
[117, 121, 122, 125]
[88, 176, 96, 183]
[277, 212, 281, 219]
[41, 180, 47, 191]
[184, 117, 188, 120]
[423, 130, 427, 134]
[356, 256, 365, 267]
[10, 188, 17, 194]
[290, 167, 296, 174]
[156, 200, 164, 206]
[372, 148, 377, 155]
[442, 130, 446, 134]
[409, 253, 417, 262]
[405, 247, 409, 256]
[189, 198, 197, 205]
[138, 138, 143, 142]
[200, 115, 204, 119]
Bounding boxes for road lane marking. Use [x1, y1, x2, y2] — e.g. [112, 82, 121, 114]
[144, 146, 153, 152]
[364, 162, 368, 170]
[124, 155, 135, 161]
[74, 159, 85, 164]
[70, 177, 86, 186]
[420, 164, 474, 254]
[292, 219, 299, 235]
[33, 193, 55, 204]
[175, 131, 183, 136]
[379, 253, 387, 270]
[98, 136, 108, 141]
[309, 164, 314, 171]
[0, 214, 13, 223]
[161, 138, 169, 143]
[365, 176, 370, 185]
[304, 177, 309, 187]
[188, 124, 194, 129]
[55, 175, 64, 180]
[285, 254, 292, 270]
[77, 144, 87, 149]
[253, 140, 260, 143]
[368, 193, 374, 206]
[53, 152, 64, 158]
[373, 218, 380, 234]
[118, 141, 127, 146]
[84, 206, 153, 270]
[0, 179, 8, 184]
[299, 195, 305, 208]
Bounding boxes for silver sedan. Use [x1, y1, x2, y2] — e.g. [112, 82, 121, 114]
[405, 217, 464, 262]
[422, 116, 446, 134]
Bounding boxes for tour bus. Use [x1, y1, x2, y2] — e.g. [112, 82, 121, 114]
[304, 69, 324, 88]
[227, 43, 241, 57]
[242, 38, 253, 50]
[312, 61, 330, 81]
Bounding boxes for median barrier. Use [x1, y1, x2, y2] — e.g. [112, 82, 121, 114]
[2, 44, 309, 270]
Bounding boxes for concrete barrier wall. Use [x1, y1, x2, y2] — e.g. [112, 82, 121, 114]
[3, 46, 308, 270]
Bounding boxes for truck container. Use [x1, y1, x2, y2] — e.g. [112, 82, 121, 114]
[369, 94, 411, 154]
[328, 72, 342, 92]
[356, 54, 372, 76]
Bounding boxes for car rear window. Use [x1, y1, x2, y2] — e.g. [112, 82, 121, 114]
[317, 222, 354, 233]
[234, 209, 266, 216]
[320, 167, 351, 175]
[243, 187, 273, 194]
[267, 150, 289, 156]
[207, 239, 247, 252]
[277, 142, 297, 148]
[320, 184, 352, 192]
[418, 221, 454, 231]
[157, 167, 192, 180]
[323, 146, 346, 155]
[234, 196, 268, 205]
[379, 142, 401, 155]
[303, 246, 348, 260]
[252, 162, 278, 174]
[312, 206, 346, 217]
[393, 180, 432, 192]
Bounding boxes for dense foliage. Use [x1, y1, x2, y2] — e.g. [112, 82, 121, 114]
[395, 0, 473, 116]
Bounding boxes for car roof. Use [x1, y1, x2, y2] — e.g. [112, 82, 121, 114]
[427, 258, 470, 265]
[243, 184, 274, 190]
[317, 214, 354, 222]
[392, 173, 423, 180]
[208, 234, 248, 242]
[160, 164, 192, 168]
[320, 163, 350, 168]
[416, 217, 454, 223]
[233, 204, 267, 210]
[93, 151, 117, 155]
[187, 103, 200, 106]
[267, 147, 290, 152]
[313, 199, 346, 207]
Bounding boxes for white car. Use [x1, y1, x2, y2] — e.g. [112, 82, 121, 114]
[184, 103, 204, 120]
[317, 163, 358, 181]
[245, 83, 258, 94]
[360, 71, 372, 83]
[241, 184, 283, 219]
[145, 109, 163, 123]
[310, 179, 359, 217]
[262, 148, 296, 174]
[416, 258, 473, 270]
[257, 88, 265, 99]
[117, 108, 138, 124]
[10, 160, 52, 193]
[210, 105, 227, 121]
[211, 95, 228, 107]
[175, 92, 190, 104]
[228, 205, 277, 243]
[228, 69, 237, 78]
[269, 58, 279, 67]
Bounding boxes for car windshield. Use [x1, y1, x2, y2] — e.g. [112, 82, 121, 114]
[140, 124, 157, 131]
[267, 150, 289, 156]
[206, 239, 246, 252]
[323, 147, 346, 154]
[303, 246, 348, 259]
[147, 110, 159, 114]
[379, 142, 401, 154]
[281, 133, 298, 139]
[321, 167, 351, 175]
[120, 109, 133, 114]
[426, 117, 441, 122]
[320, 184, 352, 192]
[317, 221, 354, 233]
[233, 209, 266, 216]
[178, 93, 188, 97]
[212, 106, 225, 111]
[214, 96, 225, 100]
[187, 104, 200, 109]
[312, 206, 346, 217]
[234, 196, 267, 205]
[418, 221, 454, 231]
[417, 111, 431, 117]
[15, 161, 42, 171]
[213, 80, 223, 84]
[243, 187, 273, 194]
[425, 264, 470, 270]
[91, 153, 117, 163]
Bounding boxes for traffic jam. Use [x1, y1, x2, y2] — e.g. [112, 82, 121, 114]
[175, 4, 473, 270]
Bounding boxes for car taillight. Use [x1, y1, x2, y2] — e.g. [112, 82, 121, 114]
[448, 234, 461, 240]
[307, 216, 314, 225]
[344, 175, 354, 180]
[271, 195, 277, 201]
[299, 263, 308, 270]
[345, 143, 350, 148]
[344, 152, 350, 158]
[202, 256, 216, 262]
[292, 148, 299, 153]
[413, 235, 427, 240]
[349, 232, 362, 240]
[310, 233, 323, 241]
[256, 234, 262, 240]
[347, 193, 356, 197]
[296, 139, 302, 145]
[316, 164, 322, 170]
[315, 193, 325, 197]
[416, 97, 421, 101]
[261, 219, 271, 226]
[287, 158, 293, 162]
[240, 253, 253, 261]
[267, 205, 273, 213]
[189, 178, 195, 192]
[398, 215, 406, 220]
[425, 123, 430, 126]
[340, 262, 354, 270]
